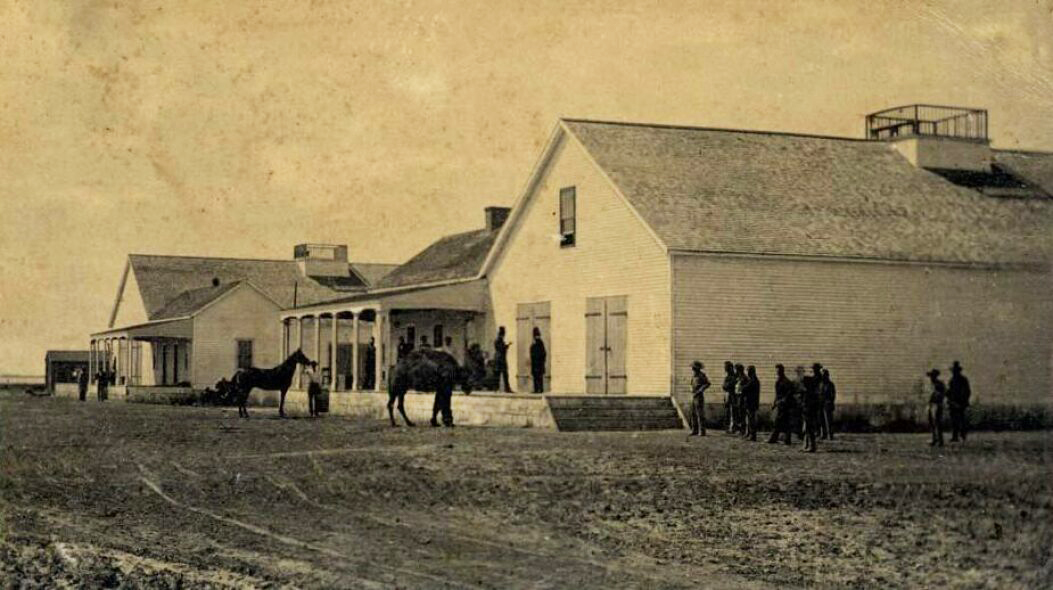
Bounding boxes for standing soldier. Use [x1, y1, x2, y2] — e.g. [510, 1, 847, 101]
[722, 362, 737, 434]
[743, 365, 760, 441]
[76, 368, 88, 402]
[947, 361, 971, 443]
[927, 369, 946, 447]
[799, 364, 821, 453]
[768, 364, 795, 445]
[819, 368, 837, 440]
[364, 337, 377, 390]
[689, 361, 710, 436]
[733, 364, 747, 436]
[529, 327, 547, 394]
[494, 326, 513, 393]
[304, 361, 322, 417]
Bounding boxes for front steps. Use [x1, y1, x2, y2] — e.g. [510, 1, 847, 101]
[545, 396, 684, 432]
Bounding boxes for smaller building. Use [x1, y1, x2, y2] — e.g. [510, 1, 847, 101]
[44, 350, 89, 396]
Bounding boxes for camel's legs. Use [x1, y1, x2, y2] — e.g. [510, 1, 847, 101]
[279, 389, 287, 418]
[387, 392, 398, 426]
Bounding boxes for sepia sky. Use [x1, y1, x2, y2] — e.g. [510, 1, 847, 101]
[1, 0, 1051, 374]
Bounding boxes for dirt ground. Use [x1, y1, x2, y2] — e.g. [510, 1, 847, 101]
[1, 396, 1050, 589]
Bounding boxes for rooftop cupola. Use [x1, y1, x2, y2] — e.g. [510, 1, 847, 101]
[867, 104, 992, 172]
[294, 243, 349, 278]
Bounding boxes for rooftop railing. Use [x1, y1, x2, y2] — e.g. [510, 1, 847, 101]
[866, 104, 988, 142]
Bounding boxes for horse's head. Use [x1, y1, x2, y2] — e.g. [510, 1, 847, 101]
[288, 348, 311, 367]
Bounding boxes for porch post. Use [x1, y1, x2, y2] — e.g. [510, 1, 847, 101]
[313, 315, 322, 376]
[294, 317, 303, 389]
[125, 337, 132, 386]
[330, 313, 338, 390]
[89, 340, 95, 382]
[350, 312, 359, 391]
[373, 309, 385, 393]
[280, 318, 287, 361]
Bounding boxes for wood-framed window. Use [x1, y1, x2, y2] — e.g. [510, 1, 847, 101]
[236, 339, 254, 370]
[559, 186, 576, 247]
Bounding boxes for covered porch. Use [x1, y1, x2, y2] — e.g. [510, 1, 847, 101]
[278, 280, 489, 393]
[89, 317, 193, 394]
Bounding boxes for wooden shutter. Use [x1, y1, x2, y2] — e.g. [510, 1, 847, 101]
[516, 303, 532, 391]
[605, 296, 628, 394]
[585, 297, 605, 394]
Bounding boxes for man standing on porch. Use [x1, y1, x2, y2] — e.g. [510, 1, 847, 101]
[494, 326, 513, 393]
[364, 338, 376, 390]
[529, 327, 546, 394]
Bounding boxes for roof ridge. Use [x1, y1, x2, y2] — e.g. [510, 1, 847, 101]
[561, 117, 873, 143]
[129, 253, 294, 264]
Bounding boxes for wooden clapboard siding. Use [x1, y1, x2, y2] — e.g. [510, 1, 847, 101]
[670, 253, 1053, 408]
[191, 285, 281, 388]
[488, 133, 671, 395]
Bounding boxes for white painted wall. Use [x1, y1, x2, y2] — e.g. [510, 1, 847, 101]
[671, 253, 1053, 408]
[191, 286, 281, 388]
[488, 132, 671, 395]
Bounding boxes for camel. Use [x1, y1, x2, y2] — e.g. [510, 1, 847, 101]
[387, 349, 472, 427]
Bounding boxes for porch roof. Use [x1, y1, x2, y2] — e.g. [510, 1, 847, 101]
[281, 279, 488, 318]
[91, 316, 193, 340]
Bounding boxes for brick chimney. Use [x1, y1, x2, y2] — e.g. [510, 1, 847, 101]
[485, 207, 511, 232]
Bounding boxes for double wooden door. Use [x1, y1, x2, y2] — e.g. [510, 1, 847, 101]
[585, 296, 627, 394]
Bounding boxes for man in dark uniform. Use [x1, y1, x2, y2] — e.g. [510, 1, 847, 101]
[733, 364, 748, 435]
[494, 326, 512, 393]
[689, 361, 710, 436]
[743, 365, 760, 441]
[77, 368, 88, 402]
[364, 337, 376, 389]
[529, 327, 547, 394]
[947, 361, 971, 443]
[768, 364, 795, 445]
[799, 364, 822, 452]
[722, 361, 737, 434]
[819, 368, 837, 440]
[927, 368, 946, 447]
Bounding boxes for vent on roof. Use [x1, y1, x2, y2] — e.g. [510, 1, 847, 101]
[211, 277, 220, 287]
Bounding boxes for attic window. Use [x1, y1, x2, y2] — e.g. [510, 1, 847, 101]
[559, 186, 576, 247]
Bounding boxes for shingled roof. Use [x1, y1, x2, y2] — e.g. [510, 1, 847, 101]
[128, 254, 367, 320]
[376, 229, 497, 289]
[563, 119, 1053, 265]
[151, 281, 243, 320]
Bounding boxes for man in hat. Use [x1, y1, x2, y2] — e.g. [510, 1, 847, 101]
[819, 368, 837, 440]
[689, 361, 710, 436]
[722, 361, 737, 434]
[733, 364, 748, 435]
[494, 326, 513, 393]
[927, 368, 946, 447]
[76, 367, 88, 402]
[768, 364, 795, 445]
[304, 360, 322, 417]
[799, 363, 823, 452]
[742, 365, 761, 441]
[947, 361, 971, 442]
[529, 327, 547, 394]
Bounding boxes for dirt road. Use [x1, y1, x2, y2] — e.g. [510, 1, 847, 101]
[1, 396, 1050, 588]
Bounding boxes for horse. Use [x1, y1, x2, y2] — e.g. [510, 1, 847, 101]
[231, 349, 312, 418]
[387, 349, 472, 427]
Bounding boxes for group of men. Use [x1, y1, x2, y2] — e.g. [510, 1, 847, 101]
[925, 361, 972, 447]
[489, 325, 547, 394]
[688, 361, 837, 453]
